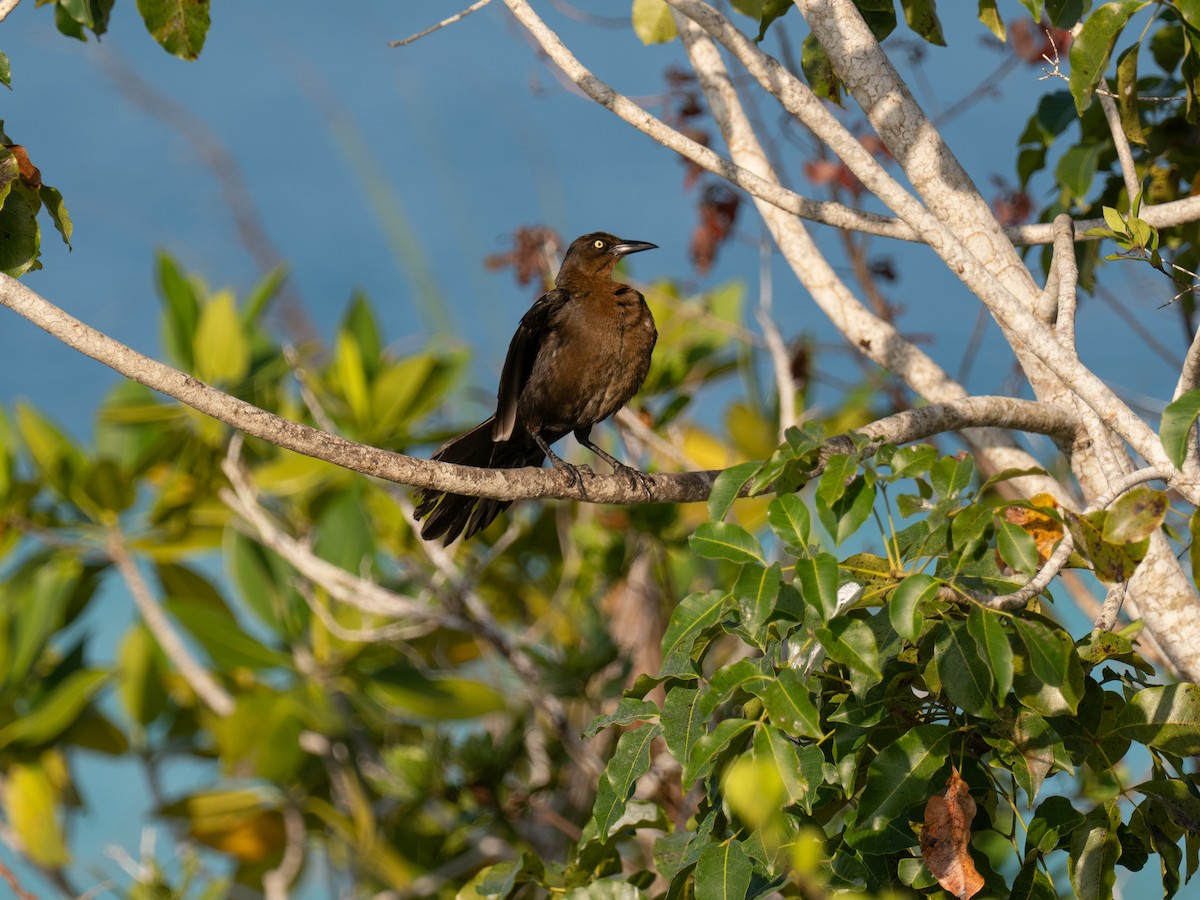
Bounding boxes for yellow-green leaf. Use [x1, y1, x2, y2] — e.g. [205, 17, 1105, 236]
[632, 0, 677, 44]
[5, 759, 70, 867]
[193, 290, 249, 384]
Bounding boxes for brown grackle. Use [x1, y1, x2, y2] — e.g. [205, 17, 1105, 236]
[414, 232, 658, 544]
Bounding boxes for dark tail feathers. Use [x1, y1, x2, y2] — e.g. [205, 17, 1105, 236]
[413, 417, 546, 545]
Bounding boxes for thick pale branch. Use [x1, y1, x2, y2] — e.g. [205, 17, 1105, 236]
[672, 10, 1068, 499]
[669, 1, 1186, 486]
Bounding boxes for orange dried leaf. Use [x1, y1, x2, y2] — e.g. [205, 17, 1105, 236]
[4, 144, 41, 188]
[1004, 494, 1063, 565]
[919, 767, 984, 900]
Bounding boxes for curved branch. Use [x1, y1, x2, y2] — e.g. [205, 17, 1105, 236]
[0, 274, 1080, 508]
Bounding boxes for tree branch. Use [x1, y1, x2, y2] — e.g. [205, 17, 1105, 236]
[106, 526, 236, 717]
[389, 0, 493, 47]
[1098, 90, 1141, 205]
[0, 0, 20, 24]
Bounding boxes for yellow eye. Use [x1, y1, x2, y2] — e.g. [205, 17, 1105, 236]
[593, 239, 605, 249]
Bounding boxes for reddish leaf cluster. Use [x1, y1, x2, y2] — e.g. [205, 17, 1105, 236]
[1010, 19, 1073, 65]
[991, 177, 1033, 227]
[484, 226, 562, 288]
[804, 136, 891, 200]
[690, 184, 740, 276]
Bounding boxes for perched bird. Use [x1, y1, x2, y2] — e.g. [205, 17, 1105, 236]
[414, 232, 658, 545]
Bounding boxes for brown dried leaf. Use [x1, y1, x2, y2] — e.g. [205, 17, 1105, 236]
[919, 767, 984, 900]
[1004, 493, 1063, 565]
[484, 226, 561, 288]
[4, 144, 41, 188]
[689, 184, 739, 275]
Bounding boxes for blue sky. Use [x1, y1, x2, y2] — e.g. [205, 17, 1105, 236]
[0, 1, 1186, 896]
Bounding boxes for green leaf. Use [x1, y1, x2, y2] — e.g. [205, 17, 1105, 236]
[1114, 44, 1146, 144]
[967, 604, 1013, 704]
[0, 184, 41, 276]
[978, 0, 1004, 40]
[848, 724, 953, 852]
[801, 33, 841, 103]
[1161, 388, 1200, 467]
[762, 669, 822, 739]
[1114, 684, 1200, 755]
[118, 624, 169, 727]
[695, 840, 751, 900]
[193, 290, 250, 385]
[817, 476, 876, 545]
[890, 573, 937, 640]
[662, 683, 704, 764]
[166, 597, 292, 671]
[755, 0, 794, 41]
[732, 562, 780, 642]
[766, 493, 810, 550]
[1068, 1, 1150, 113]
[752, 725, 812, 808]
[1012, 617, 1085, 716]
[0, 50, 9, 89]
[936, 620, 994, 716]
[1056, 143, 1104, 203]
[707, 461, 760, 522]
[889, 443, 937, 479]
[136, 0, 211, 60]
[817, 617, 882, 685]
[1069, 801, 1121, 900]
[1027, 794, 1087, 855]
[631, 0, 677, 44]
[584, 698, 660, 739]
[900, 0, 945, 44]
[367, 670, 507, 721]
[1102, 487, 1167, 543]
[39, 185, 71, 247]
[0, 669, 108, 748]
[996, 517, 1040, 575]
[683, 717, 754, 785]
[794, 552, 840, 622]
[931, 454, 974, 499]
[660, 590, 726, 675]
[817, 454, 855, 507]
[156, 251, 200, 368]
[689, 521, 763, 565]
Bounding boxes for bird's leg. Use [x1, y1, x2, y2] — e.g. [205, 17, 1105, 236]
[574, 427, 653, 500]
[529, 429, 591, 500]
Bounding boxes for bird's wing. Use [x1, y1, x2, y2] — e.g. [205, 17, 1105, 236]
[492, 288, 570, 442]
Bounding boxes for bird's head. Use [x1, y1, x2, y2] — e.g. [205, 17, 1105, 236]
[555, 232, 657, 287]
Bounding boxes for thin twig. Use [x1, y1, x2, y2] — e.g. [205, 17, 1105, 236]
[262, 801, 305, 900]
[0, 0, 20, 24]
[106, 526, 236, 717]
[389, 0, 493, 48]
[0, 856, 37, 900]
[957, 466, 1173, 611]
[1098, 91, 1141, 207]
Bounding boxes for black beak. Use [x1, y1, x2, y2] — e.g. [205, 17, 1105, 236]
[611, 240, 658, 257]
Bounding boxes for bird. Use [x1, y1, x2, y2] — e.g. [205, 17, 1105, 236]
[413, 231, 659, 545]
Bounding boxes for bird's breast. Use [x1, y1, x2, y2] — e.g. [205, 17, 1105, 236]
[518, 291, 657, 433]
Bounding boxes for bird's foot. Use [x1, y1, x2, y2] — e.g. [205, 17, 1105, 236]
[551, 457, 592, 500]
[613, 462, 654, 501]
